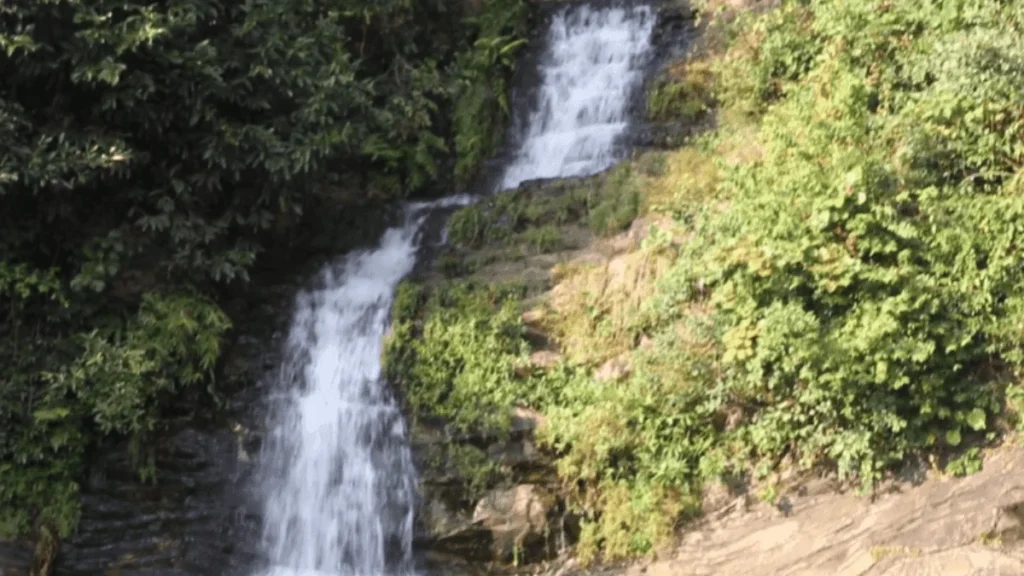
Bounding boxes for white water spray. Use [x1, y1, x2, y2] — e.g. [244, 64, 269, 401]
[500, 4, 655, 190]
[254, 200, 468, 576]
[254, 4, 655, 576]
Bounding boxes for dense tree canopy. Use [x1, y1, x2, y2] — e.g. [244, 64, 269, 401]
[0, 0, 526, 538]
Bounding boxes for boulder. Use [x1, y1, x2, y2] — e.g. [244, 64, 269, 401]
[0, 540, 31, 576]
[420, 483, 559, 565]
[511, 406, 548, 434]
[529, 350, 563, 370]
[472, 484, 557, 563]
[594, 355, 631, 382]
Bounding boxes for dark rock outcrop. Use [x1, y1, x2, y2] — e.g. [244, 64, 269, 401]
[411, 406, 564, 571]
[472, 484, 558, 563]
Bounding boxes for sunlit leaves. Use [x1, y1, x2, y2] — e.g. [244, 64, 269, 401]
[658, 0, 1024, 492]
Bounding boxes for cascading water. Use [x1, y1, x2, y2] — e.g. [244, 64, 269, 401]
[253, 4, 655, 576]
[255, 199, 466, 576]
[499, 3, 655, 190]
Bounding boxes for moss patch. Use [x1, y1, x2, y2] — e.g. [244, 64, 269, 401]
[446, 162, 642, 254]
[646, 58, 716, 125]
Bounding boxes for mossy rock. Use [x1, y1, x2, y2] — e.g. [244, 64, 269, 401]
[443, 166, 642, 269]
[645, 58, 716, 124]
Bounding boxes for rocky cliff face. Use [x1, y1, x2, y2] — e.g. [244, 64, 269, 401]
[615, 444, 1024, 576]
[412, 409, 563, 570]
[392, 160, 689, 574]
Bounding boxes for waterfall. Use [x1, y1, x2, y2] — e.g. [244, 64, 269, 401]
[499, 3, 655, 190]
[254, 198, 467, 576]
[253, 4, 655, 576]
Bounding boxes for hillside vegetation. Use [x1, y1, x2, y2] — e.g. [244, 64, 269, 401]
[0, 0, 528, 541]
[387, 0, 1024, 563]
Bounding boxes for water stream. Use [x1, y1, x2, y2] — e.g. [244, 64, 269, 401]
[253, 4, 656, 576]
[256, 199, 465, 576]
[500, 4, 655, 190]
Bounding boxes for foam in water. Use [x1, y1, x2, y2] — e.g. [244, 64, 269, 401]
[256, 197, 468, 576]
[256, 217, 422, 576]
[499, 4, 655, 190]
[254, 6, 654, 576]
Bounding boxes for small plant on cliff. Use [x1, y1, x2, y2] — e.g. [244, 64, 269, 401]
[646, 59, 716, 124]
[588, 165, 642, 237]
[518, 225, 564, 253]
[445, 175, 637, 253]
[384, 281, 532, 433]
[452, 0, 530, 185]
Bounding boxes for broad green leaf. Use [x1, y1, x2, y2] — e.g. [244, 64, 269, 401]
[966, 408, 987, 432]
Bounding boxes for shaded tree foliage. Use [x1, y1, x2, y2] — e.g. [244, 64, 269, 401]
[0, 0, 526, 538]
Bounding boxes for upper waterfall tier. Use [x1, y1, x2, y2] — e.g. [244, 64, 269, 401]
[499, 4, 656, 190]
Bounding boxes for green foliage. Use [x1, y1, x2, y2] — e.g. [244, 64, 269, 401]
[557, 0, 1024, 553]
[384, 274, 709, 559]
[46, 292, 230, 437]
[648, 0, 1024, 492]
[574, 480, 685, 564]
[714, 2, 820, 114]
[447, 204, 497, 248]
[646, 60, 716, 124]
[0, 0, 528, 539]
[1007, 383, 1024, 434]
[1, 0, 527, 290]
[540, 316, 718, 558]
[393, 0, 1024, 563]
[385, 281, 531, 433]
[945, 447, 983, 477]
[518, 225, 563, 254]
[448, 443, 503, 500]
[0, 290, 229, 538]
[452, 0, 529, 184]
[446, 186, 588, 248]
[445, 165, 642, 253]
[587, 165, 641, 236]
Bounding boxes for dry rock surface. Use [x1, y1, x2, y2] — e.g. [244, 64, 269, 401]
[613, 445, 1024, 576]
[474, 484, 557, 562]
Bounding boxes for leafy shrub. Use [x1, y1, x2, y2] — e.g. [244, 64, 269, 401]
[639, 0, 1024, 490]
[574, 480, 686, 564]
[0, 290, 230, 538]
[646, 59, 716, 124]
[0, 0, 531, 539]
[444, 182, 596, 252]
[384, 282, 531, 433]
[446, 204, 493, 248]
[714, 2, 820, 114]
[588, 165, 641, 236]
[453, 0, 530, 184]
[448, 444, 504, 499]
[445, 161, 650, 254]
